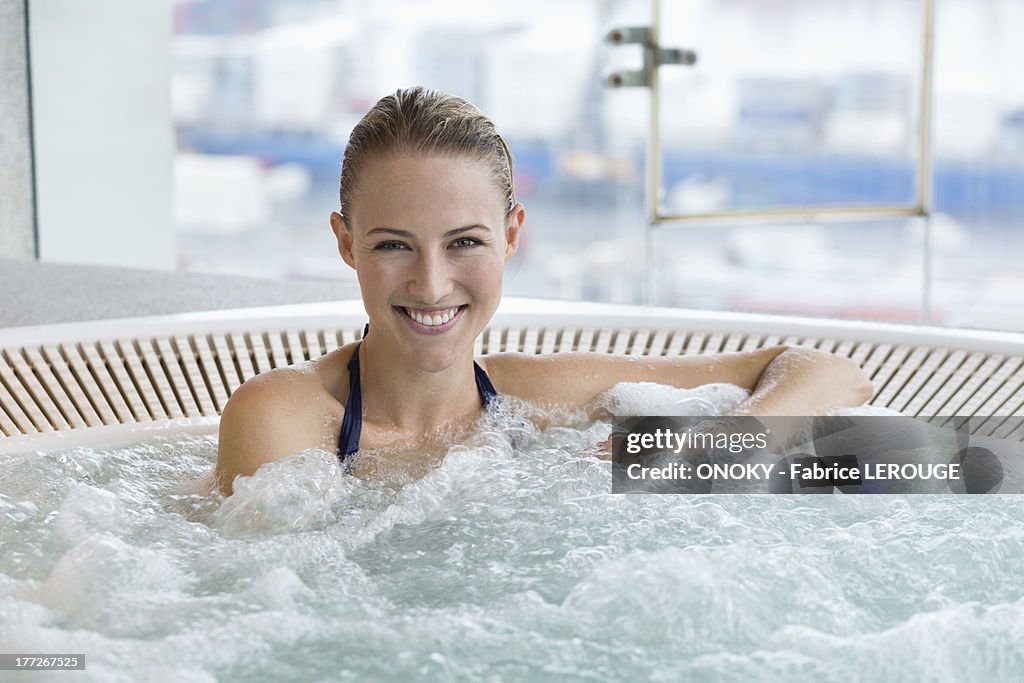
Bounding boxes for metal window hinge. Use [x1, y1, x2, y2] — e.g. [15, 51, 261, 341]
[604, 26, 697, 88]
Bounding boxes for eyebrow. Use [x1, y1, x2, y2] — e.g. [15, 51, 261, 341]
[365, 224, 493, 238]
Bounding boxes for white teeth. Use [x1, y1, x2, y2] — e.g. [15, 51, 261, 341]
[405, 307, 460, 326]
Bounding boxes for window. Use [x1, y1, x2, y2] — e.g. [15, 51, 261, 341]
[171, 0, 1024, 330]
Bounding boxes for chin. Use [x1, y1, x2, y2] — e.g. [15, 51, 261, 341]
[407, 346, 465, 374]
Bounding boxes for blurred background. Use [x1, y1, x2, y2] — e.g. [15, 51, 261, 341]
[5, 0, 1023, 329]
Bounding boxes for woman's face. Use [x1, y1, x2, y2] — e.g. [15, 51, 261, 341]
[331, 153, 523, 372]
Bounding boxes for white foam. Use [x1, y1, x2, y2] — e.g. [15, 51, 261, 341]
[241, 567, 314, 610]
[2, 394, 1022, 681]
[34, 533, 190, 626]
[210, 448, 349, 538]
[597, 381, 751, 417]
[54, 483, 127, 542]
[0, 492, 39, 523]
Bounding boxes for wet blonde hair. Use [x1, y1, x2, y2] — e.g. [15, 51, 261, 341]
[339, 86, 516, 223]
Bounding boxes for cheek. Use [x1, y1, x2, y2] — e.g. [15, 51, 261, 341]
[462, 256, 505, 295]
[355, 261, 394, 300]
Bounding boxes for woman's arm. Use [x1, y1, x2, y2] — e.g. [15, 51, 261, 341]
[484, 345, 872, 417]
[215, 367, 335, 495]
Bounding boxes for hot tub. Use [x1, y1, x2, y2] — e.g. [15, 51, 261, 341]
[2, 299, 1023, 681]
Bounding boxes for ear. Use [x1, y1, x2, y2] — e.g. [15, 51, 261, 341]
[503, 203, 525, 263]
[330, 211, 356, 269]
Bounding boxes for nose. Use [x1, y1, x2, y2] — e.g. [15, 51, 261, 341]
[406, 251, 454, 304]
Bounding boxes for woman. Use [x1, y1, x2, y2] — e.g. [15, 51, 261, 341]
[215, 87, 872, 495]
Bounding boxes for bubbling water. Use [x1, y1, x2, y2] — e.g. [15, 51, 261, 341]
[1, 383, 1023, 682]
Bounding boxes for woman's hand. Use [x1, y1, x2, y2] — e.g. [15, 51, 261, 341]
[729, 346, 873, 418]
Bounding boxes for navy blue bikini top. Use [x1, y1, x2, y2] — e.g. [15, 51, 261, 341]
[336, 326, 499, 470]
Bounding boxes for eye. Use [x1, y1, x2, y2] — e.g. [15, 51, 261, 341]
[374, 241, 408, 251]
[451, 237, 481, 249]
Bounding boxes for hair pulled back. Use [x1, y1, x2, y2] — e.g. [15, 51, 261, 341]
[339, 86, 515, 222]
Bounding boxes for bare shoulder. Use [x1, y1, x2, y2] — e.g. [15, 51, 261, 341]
[479, 347, 789, 408]
[215, 356, 348, 495]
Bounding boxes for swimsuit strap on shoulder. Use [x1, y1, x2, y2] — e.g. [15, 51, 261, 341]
[336, 325, 368, 468]
[337, 324, 501, 469]
[473, 361, 499, 408]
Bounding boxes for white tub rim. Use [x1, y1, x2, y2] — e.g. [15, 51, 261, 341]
[3, 297, 1024, 455]
[3, 297, 1024, 356]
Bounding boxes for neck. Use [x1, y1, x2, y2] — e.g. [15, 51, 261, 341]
[357, 335, 482, 434]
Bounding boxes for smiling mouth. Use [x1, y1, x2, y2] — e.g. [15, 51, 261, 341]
[396, 305, 467, 331]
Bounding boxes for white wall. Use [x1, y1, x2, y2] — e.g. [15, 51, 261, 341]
[0, 0, 36, 261]
[29, 0, 174, 269]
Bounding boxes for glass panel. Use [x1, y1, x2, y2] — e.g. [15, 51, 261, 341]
[171, 0, 651, 304]
[657, 0, 924, 216]
[929, 0, 1024, 331]
[652, 219, 925, 323]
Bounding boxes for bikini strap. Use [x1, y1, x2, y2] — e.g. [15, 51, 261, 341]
[336, 325, 368, 466]
[338, 325, 501, 468]
[473, 361, 499, 408]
